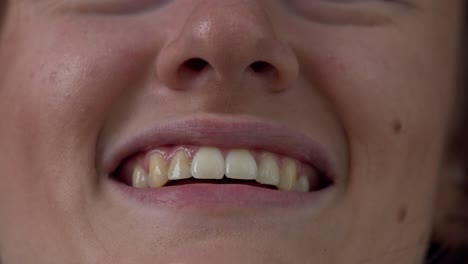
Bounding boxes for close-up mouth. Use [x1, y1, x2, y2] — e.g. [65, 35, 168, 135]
[102, 114, 339, 208]
[0, 0, 465, 263]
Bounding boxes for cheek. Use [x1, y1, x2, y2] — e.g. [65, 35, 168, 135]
[0, 15, 159, 157]
[0, 14, 171, 258]
[290, 20, 458, 255]
[297, 23, 457, 179]
[0, 13, 159, 230]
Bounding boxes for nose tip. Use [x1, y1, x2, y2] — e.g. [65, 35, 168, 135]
[156, 1, 299, 92]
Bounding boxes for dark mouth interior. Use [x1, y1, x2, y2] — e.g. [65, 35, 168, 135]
[165, 178, 279, 189]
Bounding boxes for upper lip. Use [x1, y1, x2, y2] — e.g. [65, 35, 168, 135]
[102, 114, 337, 182]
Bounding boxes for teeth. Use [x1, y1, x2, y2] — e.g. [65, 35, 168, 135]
[130, 147, 313, 192]
[256, 153, 280, 186]
[148, 153, 169, 188]
[132, 165, 149, 188]
[191, 147, 225, 179]
[294, 176, 310, 193]
[278, 158, 297, 191]
[225, 149, 258, 180]
[168, 151, 191, 180]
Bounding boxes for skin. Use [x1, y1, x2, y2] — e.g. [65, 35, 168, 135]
[0, 0, 463, 263]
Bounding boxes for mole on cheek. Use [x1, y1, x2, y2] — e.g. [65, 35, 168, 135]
[397, 207, 407, 224]
[392, 120, 403, 134]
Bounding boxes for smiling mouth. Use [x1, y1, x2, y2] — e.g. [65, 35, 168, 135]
[103, 115, 338, 207]
[113, 145, 333, 192]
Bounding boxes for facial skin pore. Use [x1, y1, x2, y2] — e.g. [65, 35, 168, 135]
[0, 0, 463, 263]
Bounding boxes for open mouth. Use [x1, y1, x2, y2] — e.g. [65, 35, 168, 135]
[111, 145, 333, 193]
[103, 115, 339, 207]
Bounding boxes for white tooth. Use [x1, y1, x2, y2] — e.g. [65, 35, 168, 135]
[168, 151, 191, 180]
[191, 147, 225, 179]
[132, 166, 149, 188]
[148, 153, 169, 188]
[278, 158, 297, 191]
[225, 149, 257, 180]
[256, 153, 280, 186]
[295, 176, 310, 192]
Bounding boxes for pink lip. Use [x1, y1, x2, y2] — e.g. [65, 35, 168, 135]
[109, 181, 335, 209]
[101, 114, 339, 208]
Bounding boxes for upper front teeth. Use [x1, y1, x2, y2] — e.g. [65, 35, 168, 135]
[168, 150, 191, 181]
[191, 147, 225, 179]
[256, 153, 280, 186]
[131, 147, 311, 192]
[225, 149, 258, 180]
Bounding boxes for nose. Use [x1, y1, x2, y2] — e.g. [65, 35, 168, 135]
[156, 1, 299, 92]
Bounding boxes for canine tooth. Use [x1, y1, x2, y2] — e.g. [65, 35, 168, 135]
[132, 166, 149, 188]
[148, 153, 169, 187]
[256, 153, 280, 186]
[191, 147, 225, 179]
[225, 149, 257, 180]
[168, 151, 191, 180]
[278, 158, 297, 191]
[295, 176, 310, 192]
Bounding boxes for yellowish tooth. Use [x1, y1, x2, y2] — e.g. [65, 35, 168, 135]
[256, 153, 280, 186]
[295, 176, 310, 192]
[191, 147, 225, 179]
[225, 149, 257, 180]
[278, 158, 297, 191]
[168, 151, 191, 180]
[132, 166, 149, 188]
[148, 153, 169, 188]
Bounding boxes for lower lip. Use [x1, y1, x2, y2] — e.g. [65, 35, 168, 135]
[109, 180, 333, 209]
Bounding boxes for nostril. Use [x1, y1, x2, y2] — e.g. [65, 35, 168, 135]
[250, 61, 272, 73]
[249, 61, 280, 85]
[183, 58, 209, 72]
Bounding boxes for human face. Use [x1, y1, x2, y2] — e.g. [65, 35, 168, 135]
[0, 1, 462, 263]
